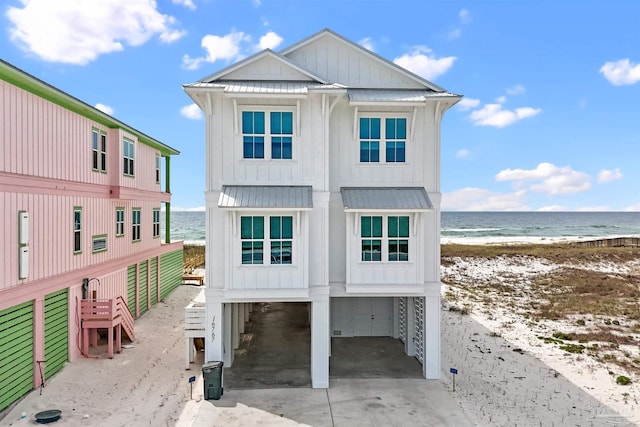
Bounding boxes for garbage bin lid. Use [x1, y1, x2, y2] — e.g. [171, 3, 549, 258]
[202, 361, 223, 370]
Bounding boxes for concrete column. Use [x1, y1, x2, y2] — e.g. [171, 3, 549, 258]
[405, 297, 416, 356]
[238, 304, 245, 334]
[311, 299, 330, 388]
[223, 303, 233, 367]
[423, 294, 441, 379]
[204, 301, 223, 363]
[232, 303, 240, 350]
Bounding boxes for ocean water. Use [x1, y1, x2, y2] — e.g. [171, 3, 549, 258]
[164, 211, 640, 245]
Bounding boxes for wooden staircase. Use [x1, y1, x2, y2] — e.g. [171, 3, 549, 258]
[81, 297, 135, 358]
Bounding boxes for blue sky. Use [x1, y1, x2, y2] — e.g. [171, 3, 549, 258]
[3, 0, 640, 211]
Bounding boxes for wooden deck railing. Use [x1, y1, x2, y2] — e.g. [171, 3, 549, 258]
[81, 297, 135, 358]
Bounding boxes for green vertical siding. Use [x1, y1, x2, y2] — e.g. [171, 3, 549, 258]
[160, 249, 183, 300]
[150, 257, 158, 305]
[44, 289, 68, 379]
[0, 301, 34, 412]
[127, 264, 137, 317]
[139, 261, 149, 316]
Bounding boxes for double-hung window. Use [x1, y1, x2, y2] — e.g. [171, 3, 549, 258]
[361, 215, 410, 262]
[123, 138, 134, 176]
[153, 208, 160, 238]
[73, 207, 82, 253]
[242, 110, 293, 160]
[359, 117, 406, 163]
[115, 208, 125, 237]
[92, 129, 107, 172]
[241, 216, 264, 264]
[241, 215, 294, 265]
[155, 154, 161, 184]
[270, 216, 292, 264]
[132, 208, 141, 242]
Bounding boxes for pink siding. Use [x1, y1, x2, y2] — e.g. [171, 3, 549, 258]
[0, 80, 162, 192]
[0, 192, 165, 291]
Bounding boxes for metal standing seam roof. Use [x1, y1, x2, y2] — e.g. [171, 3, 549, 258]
[218, 185, 313, 209]
[184, 81, 346, 95]
[348, 89, 459, 103]
[341, 188, 433, 211]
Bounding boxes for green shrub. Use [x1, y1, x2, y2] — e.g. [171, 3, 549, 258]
[616, 375, 631, 385]
[559, 344, 585, 354]
[553, 332, 574, 341]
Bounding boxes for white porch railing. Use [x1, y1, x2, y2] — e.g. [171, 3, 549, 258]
[184, 302, 205, 369]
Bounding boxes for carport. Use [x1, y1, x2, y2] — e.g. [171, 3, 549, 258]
[223, 302, 421, 389]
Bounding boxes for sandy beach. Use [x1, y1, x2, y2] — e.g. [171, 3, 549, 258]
[1, 244, 639, 426]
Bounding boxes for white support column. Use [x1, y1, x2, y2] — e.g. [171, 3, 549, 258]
[244, 303, 250, 322]
[223, 303, 233, 367]
[423, 293, 441, 379]
[311, 299, 330, 388]
[204, 301, 223, 363]
[232, 303, 240, 350]
[405, 297, 416, 356]
[238, 304, 245, 334]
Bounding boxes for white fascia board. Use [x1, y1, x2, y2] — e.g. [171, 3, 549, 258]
[218, 207, 313, 212]
[223, 92, 308, 99]
[343, 208, 432, 213]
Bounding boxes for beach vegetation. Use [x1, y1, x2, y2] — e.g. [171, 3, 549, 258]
[559, 343, 585, 354]
[615, 375, 631, 385]
[552, 332, 573, 341]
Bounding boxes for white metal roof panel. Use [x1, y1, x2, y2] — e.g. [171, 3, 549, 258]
[341, 187, 433, 211]
[348, 89, 460, 103]
[218, 186, 313, 209]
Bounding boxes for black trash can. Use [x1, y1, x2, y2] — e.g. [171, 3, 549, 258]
[202, 361, 224, 400]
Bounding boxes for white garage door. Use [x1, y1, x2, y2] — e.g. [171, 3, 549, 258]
[353, 298, 392, 336]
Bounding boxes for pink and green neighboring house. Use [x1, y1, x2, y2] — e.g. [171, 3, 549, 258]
[0, 59, 184, 412]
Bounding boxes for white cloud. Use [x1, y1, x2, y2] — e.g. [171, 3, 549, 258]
[576, 206, 610, 212]
[506, 84, 525, 95]
[447, 29, 462, 40]
[182, 30, 251, 70]
[7, 0, 185, 65]
[469, 103, 541, 128]
[624, 203, 640, 212]
[393, 47, 456, 81]
[456, 98, 480, 111]
[600, 59, 640, 86]
[359, 37, 375, 52]
[180, 103, 202, 120]
[259, 31, 283, 50]
[172, 0, 195, 10]
[95, 103, 114, 115]
[456, 149, 470, 159]
[496, 162, 591, 195]
[537, 205, 566, 212]
[597, 168, 623, 183]
[170, 206, 205, 212]
[459, 8, 471, 24]
[442, 187, 529, 211]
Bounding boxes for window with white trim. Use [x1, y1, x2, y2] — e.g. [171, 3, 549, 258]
[92, 129, 107, 172]
[359, 116, 406, 163]
[242, 110, 294, 160]
[123, 138, 134, 176]
[361, 215, 410, 262]
[241, 215, 294, 265]
[92, 235, 107, 253]
[116, 207, 125, 237]
[73, 207, 82, 253]
[132, 208, 141, 242]
[153, 208, 160, 238]
[155, 154, 161, 184]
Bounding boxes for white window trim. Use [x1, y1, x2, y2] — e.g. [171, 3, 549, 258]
[237, 211, 298, 267]
[354, 111, 411, 165]
[237, 105, 298, 161]
[352, 213, 415, 264]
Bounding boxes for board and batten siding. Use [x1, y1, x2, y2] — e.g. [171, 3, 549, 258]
[0, 191, 163, 291]
[160, 249, 183, 300]
[0, 301, 34, 412]
[44, 288, 68, 379]
[139, 260, 149, 315]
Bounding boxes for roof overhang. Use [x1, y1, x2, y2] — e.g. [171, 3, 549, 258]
[341, 187, 433, 212]
[218, 185, 313, 210]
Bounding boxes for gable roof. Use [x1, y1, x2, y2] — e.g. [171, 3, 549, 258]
[196, 49, 328, 84]
[279, 28, 447, 92]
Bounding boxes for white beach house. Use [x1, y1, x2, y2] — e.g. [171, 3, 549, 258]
[183, 29, 460, 388]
